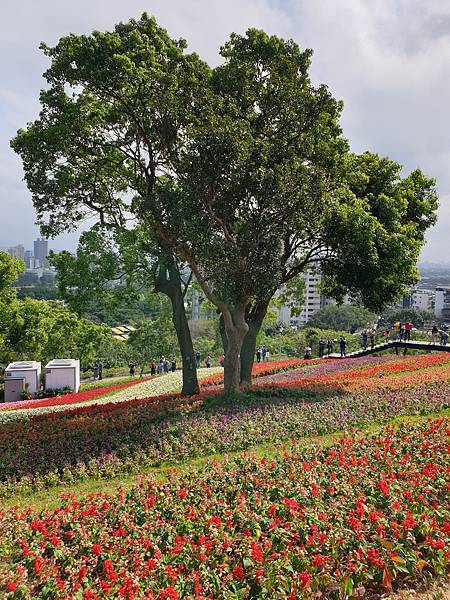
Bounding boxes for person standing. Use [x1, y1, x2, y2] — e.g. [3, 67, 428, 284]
[369, 329, 376, 350]
[326, 339, 334, 356]
[304, 345, 312, 360]
[430, 324, 439, 344]
[97, 360, 103, 380]
[195, 351, 201, 369]
[440, 328, 449, 346]
[261, 346, 267, 361]
[150, 360, 157, 376]
[171, 358, 176, 372]
[205, 355, 212, 368]
[339, 337, 347, 357]
[318, 338, 326, 358]
[219, 354, 225, 367]
[163, 358, 169, 373]
[394, 321, 401, 340]
[361, 330, 368, 350]
[129, 362, 136, 376]
[403, 321, 413, 341]
[256, 348, 261, 363]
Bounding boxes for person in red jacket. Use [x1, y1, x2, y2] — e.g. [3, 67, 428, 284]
[403, 321, 413, 341]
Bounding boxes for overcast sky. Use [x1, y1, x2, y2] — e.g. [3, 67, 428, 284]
[1, 0, 449, 262]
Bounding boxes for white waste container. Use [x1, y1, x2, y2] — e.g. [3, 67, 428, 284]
[4, 361, 41, 402]
[45, 359, 80, 393]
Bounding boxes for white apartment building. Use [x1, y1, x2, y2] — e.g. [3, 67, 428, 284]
[435, 286, 450, 321]
[411, 288, 434, 312]
[276, 268, 351, 329]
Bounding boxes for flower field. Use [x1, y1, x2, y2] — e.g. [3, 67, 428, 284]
[0, 353, 448, 500]
[200, 359, 307, 387]
[0, 369, 220, 419]
[0, 378, 153, 412]
[0, 361, 309, 419]
[1, 418, 449, 598]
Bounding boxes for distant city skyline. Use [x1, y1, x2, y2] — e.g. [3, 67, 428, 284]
[1, 0, 449, 261]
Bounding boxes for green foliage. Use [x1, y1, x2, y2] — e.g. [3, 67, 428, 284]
[378, 307, 435, 329]
[127, 315, 177, 369]
[0, 251, 24, 292]
[320, 153, 438, 310]
[306, 304, 377, 332]
[0, 297, 116, 368]
[0, 255, 118, 369]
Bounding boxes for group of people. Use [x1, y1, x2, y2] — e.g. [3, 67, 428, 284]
[255, 346, 270, 362]
[127, 357, 177, 378]
[360, 329, 377, 350]
[315, 337, 348, 359]
[195, 351, 213, 369]
[430, 323, 449, 345]
[393, 321, 413, 341]
[393, 321, 448, 345]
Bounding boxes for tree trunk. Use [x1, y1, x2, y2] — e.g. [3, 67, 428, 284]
[222, 304, 248, 395]
[155, 255, 200, 396]
[240, 299, 270, 387]
[219, 314, 228, 355]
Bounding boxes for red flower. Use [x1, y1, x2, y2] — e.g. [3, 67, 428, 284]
[251, 542, 264, 564]
[34, 557, 44, 574]
[377, 478, 390, 497]
[298, 571, 312, 588]
[92, 543, 102, 556]
[103, 559, 118, 583]
[312, 554, 328, 567]
[232, 564, 244, 580]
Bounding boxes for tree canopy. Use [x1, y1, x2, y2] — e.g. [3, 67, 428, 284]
[12, 14, 439, 393]
[306, 304, 377, 332]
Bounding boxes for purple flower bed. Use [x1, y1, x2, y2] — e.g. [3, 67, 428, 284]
[256, 355, 397, 384]
[0, 378, 448, 499]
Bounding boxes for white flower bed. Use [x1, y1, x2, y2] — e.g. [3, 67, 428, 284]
[0, 368, 222, 424]
[102, 368, 222, 403]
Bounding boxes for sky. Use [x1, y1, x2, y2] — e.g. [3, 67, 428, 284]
[0, 0, 449, 261]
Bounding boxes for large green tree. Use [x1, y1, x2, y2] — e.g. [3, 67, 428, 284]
[12, 15, 438, 394]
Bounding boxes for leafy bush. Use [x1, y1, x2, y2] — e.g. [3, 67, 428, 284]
[33, 386, 73, 400]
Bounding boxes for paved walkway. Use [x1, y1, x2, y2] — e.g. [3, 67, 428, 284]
[325, 340, 450, 359]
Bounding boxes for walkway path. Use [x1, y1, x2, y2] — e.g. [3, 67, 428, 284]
[326, 340, 450, 359]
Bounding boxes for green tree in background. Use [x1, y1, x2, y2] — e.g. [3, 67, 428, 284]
[306, 305, 377, 332]
[0, 252, 116, 369]
[127, 315, 177, 374]
[378, 307, 435, 329]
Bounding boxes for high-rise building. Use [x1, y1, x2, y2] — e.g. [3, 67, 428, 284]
[276, 268, 353, 329]
[33, 238, 49, 268]
[8, 245, 25, 260]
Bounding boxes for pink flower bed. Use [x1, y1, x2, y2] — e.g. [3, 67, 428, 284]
[1, 378, 152, 412]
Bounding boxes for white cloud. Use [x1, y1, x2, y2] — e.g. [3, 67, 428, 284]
[0, 0, 448, 261]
